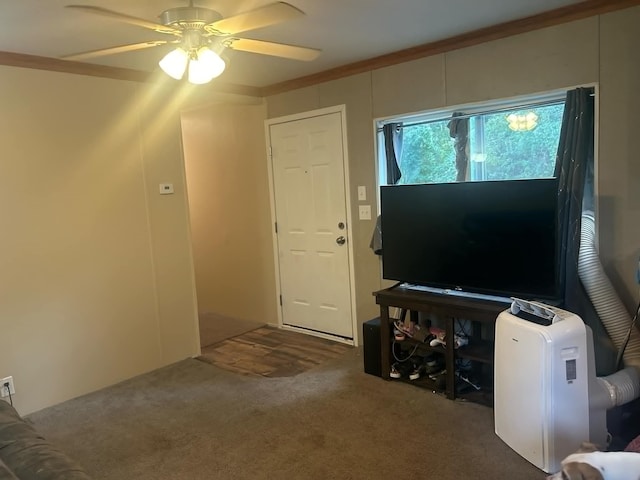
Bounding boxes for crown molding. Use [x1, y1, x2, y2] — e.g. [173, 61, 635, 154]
[0, 50, 261, 97]
[0, 51, 151, 82]
[259, 0, 640, 97]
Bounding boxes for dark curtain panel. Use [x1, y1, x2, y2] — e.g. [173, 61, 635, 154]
[383, 123, 403, 185]
[556, 87, 594, 295]
[372, 123, 403, 255]
[556, 86, 617, 376]
[448, 112, 469, 181]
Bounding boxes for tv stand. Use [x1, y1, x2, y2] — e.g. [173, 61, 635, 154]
[373, 283, 510, 406]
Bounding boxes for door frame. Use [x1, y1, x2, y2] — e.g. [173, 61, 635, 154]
[265, 104, 358, 346]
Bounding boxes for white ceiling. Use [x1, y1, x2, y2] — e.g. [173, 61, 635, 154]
[0, 0, 585, 88]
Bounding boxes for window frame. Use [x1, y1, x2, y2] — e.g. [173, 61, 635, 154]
[375, 89, 570, 189]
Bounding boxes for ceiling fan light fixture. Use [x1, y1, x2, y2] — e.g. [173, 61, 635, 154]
[159, 47, 188, 80]
[65, 3, 319, 85]
[187, 46, 226, 84]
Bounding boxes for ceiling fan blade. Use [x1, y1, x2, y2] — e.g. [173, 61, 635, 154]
[225, 38, 320, 61]
[205, 2, 304, 36]
[65, 5, 181, 36]
[61, 40, 172, 61]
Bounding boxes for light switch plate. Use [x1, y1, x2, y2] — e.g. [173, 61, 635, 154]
[359, 205, 371, 220]
[357, 185, 367, 201]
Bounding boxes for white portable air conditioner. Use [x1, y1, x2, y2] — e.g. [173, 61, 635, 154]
[494, 299, 608, 474]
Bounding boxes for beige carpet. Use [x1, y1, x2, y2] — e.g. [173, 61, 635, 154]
[26, 344, 547, 480]
[198, 312, 265, 348]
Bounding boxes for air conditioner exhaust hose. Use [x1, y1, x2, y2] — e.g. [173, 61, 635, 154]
[579, 212, 640, 407]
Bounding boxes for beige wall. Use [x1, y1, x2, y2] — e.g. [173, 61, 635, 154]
[599, 8, 640, 308]
[265, 8, 640, 328]
[0, 67, 199, 414]
[181, 103, 278, 324]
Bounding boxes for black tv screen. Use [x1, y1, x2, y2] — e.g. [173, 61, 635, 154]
[380, 178, 560, 301]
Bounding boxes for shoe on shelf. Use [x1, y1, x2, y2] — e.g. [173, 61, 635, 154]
[424, 355, 438, 367]
[454, 334, 469, 349]
[411, 326, 429, 342]
[394, 320, 432, 342]
[428, 333, 469, 349]
[393, 319, 414, 338]
[390, 360, 416, 379]
[409, 363, 424, 381]
[428, 327, 446, 347]
[455, 370, 481, 391]
[424, 356, 444, 375]
[429, 369, 447, 389]
[393, 329, 406, 341]
[429, 326, 446, 338]
[456, 358, 472, 372]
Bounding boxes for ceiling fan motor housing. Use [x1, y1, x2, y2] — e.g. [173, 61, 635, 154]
[160, 7, 222, 30]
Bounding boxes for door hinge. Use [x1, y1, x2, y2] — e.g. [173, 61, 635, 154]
[268, 146, 273, 158]
[275, 222, 278, 234]
[279, 294, 283, 306]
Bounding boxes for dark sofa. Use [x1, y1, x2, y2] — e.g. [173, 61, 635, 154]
[0, 401, 90, 479]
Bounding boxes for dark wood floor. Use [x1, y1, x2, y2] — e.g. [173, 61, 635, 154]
[197, 326, 352, 377]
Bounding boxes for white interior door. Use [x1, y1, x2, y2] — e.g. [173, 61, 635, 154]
[268, 108, 354, 339]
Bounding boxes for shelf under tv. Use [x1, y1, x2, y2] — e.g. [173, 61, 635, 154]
[373, 283, 510, 407]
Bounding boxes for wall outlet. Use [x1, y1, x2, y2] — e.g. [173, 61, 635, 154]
[159, 183, 174, 195]
[1, 376, 15, 397]
[358, 205, 372, 220]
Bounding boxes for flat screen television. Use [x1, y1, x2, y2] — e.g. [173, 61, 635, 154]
[380, 178, 561, 301]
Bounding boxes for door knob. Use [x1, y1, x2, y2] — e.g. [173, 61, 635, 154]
[336, 236, 346, 246]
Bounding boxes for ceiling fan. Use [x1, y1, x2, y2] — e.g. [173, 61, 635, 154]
[62, 1, 321, 84]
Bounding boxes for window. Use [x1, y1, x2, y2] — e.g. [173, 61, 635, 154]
[377, 93, 566, 186]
